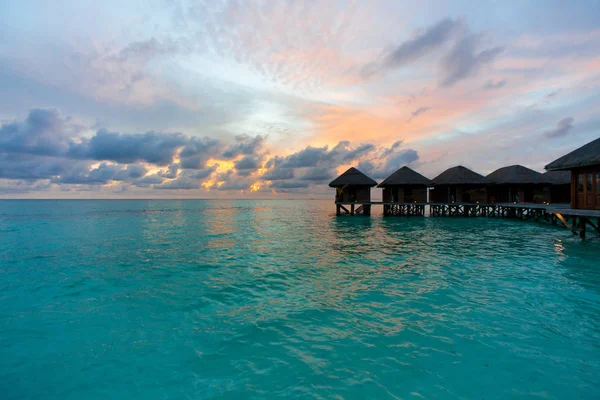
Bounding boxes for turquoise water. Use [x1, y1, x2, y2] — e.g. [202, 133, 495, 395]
[1, 200, 599, 399]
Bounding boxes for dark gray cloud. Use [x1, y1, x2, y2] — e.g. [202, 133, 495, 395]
[440, 34, 503, 87]
[297, 167, 335, 182]
[275, 141, 374, 170]
[342, 143, 375, 161]
[222, 134, 265, 159]
[154, 178, 200, 190]
[361, 18, 502, 87]
[54, 162, 119, 184]
[407, 107, 432, 122]
[261, 141, 378, 188]
[1, 109, 222, 170]
[280, 146, 330, 168]
[216, 173, 252, 190]
[359, 149, 420, 179]
[384, 18, 462, 68]
[126, 164, 147, 179]
[179, 137, 222, 169]
[0, 108, 77, 157]
[262, 167, 295, 180]
[484, 79, 507, 90]
[381, 140, 403, 158]
[160, 163, 179, 179]
[72, 130, 187, 165]
[363, 18, 462, 77]
[133, 175, 165, 187]
[186, 166, 216, 180]
[0, 153, 71, 180]
[545, 117, 574, 138]
[265, 156, 283, 169]
[235, 156, 261, 171]
[270, 181, 310, 189]
[53, 162, 150, 185]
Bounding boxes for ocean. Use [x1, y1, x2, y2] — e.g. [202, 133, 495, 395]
[1, 199, 599, 399]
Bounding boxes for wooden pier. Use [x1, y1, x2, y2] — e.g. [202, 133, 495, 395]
[334, 201, 600, 238]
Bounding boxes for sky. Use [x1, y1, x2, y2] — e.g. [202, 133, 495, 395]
[1, 0, 599, 198]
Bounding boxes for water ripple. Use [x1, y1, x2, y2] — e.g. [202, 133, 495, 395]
[1, 200, 599, 399]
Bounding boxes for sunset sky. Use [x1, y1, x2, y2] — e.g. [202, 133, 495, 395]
[1, 0, 599, 198]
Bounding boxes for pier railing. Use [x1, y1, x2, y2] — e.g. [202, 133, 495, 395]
[334, 201, 600, 238]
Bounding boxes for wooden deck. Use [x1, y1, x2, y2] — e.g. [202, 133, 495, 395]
[334, 201, 600, 238]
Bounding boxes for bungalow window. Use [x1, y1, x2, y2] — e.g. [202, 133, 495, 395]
[597, 172, 600, 193]
[586, 173, 593, 192]
[577, 174, 584, 192]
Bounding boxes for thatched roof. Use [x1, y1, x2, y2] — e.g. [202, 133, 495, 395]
[543, 170, 571, 185]
[329, 167, 377, 187]
[377, 166, 432, 187]
[545, 137, 600, 171]
[486, 165, 547, 185]
[432, 165, 491, 185]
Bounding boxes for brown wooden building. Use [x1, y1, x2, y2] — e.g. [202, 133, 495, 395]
[486, 165, 550, 203]
[542, 171, 571, 204]
[545, 137, 600, 210]
[378, 166, 431, 203]
[430, 165, 490, 203]
[329, 167, 377, 203]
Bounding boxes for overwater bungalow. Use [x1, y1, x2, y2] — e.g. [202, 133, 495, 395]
[430, 165, 490, 203]
[543, 171, 571, 204]
[486, 165, 550, 204]
[377, 166, 431, 203]
[545, 137, 600, 210]
[329, 167, 378, 215]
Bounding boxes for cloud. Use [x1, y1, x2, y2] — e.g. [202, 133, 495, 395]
[222, 135, 265, 159]
[407, 107, 432, 122]
[342, 143, 375, 161]
[179, 137, 221, 169]
[484, 79, 507, 90]
[234, 156, 261, 171]
[0, 108, 79, 157]
[186, 166, 216, 180]
[358, 149, 420, 179]
[216, 177, 252, 191]
[126, 164, 147, 179]
[55, 162, 122, 184]
[363, 18, 463, 77]
[72, 130, 187, 165]
[262, 167, 295, 180]
[384, 18, 462, 68]
[544, 117, 574, 138]
[160, 164, 179, 179]
[280, 145, 330, 168]
[154, 178, 201, 190]
[381, 140, 404, 158]
[0, 153, 72, 180]
[440, 34, 504, 87]
[297, 167, 335, 182]
[133, 175, 165, 187]
[270, 181, 310, 189]
[1, 109, 224, 170]
[53, 162, 151, 185]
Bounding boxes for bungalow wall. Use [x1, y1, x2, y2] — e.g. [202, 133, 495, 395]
[382, 187, 427, 203]
[550, 184, 570, 204]
[571, 168, 600, 210]
[335, 185, 371, 202]
[429, 185, 487, 203]
[487, 185, 551, 204]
